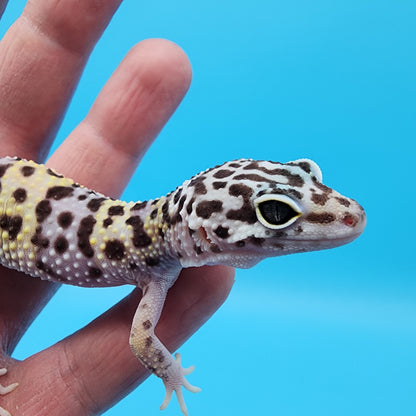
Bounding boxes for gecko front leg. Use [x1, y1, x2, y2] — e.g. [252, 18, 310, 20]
[129, 278, 201, 416]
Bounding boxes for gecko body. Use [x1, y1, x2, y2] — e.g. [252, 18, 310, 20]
[0, 156, 366, 415]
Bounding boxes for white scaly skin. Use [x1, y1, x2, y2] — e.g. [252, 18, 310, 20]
[0, 157, 365, 415]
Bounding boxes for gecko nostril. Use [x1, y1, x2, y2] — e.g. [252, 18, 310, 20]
[342, 214, 357, 227]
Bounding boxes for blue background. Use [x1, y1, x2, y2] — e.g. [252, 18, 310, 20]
[1, 1, 415, 415]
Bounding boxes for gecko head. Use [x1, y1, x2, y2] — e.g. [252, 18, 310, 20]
[173, 158, 366, 269]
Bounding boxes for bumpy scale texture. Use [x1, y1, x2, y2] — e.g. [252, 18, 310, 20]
[0, 157, 366, 416]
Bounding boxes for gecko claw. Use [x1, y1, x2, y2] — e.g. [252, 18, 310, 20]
[160, 354, 201, 415]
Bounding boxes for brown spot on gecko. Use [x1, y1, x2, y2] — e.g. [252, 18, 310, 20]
[46, 186, 74, 200]
[145, 337, 153, 347]
[145, 256, 160, 267]
[54, 235, 69, 254]
[46, 168, 64, 178]
[143, 320, 152, 330]
[103, 217, 113, 228]
[125, 216, 152, 247]
[87, 197, 106, 212]
[0, 215, 22, 240]
[35, 200, 52, 223]
[336, 197, 351, 207]
[108, 205, 124, 216]
[57, 212, 74, 229]
[305, 212, 336, 224]
[213, 169, 234, 179]
[104, 239, 126, 260]
[213, 181, 227, 190]
[77, 215, 96, 258]
[214, 225, 229, 239]
[36, 260, 54, 276]
[21, 165, 35, 177]
[195, 200, 223, 219]
[131, 201, 147, 211]
[311, 192, 329, 206]
[88, 267, 103, 278]
[13, 188, 27, 203]
[0, 164, 11, 177]
[31, 226, 49, 248]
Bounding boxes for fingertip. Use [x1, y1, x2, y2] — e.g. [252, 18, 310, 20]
[128, 38, 192, 100]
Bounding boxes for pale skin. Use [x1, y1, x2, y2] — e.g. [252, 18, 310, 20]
[0, 1, 234, 415]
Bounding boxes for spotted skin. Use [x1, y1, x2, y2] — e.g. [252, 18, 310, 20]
[0, 156, 366, 416]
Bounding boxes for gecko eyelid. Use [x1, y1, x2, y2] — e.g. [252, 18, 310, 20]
[254, 194, 302, 229]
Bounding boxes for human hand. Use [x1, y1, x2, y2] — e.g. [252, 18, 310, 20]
[0, 1, 234, 415]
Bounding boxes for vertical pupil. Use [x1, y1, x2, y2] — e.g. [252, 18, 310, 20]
[259, 200, 298, 225]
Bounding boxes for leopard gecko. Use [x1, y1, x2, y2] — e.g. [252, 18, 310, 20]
[0, 156, 366, 416]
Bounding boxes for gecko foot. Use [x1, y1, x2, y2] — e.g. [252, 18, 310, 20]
[160, 353, 201, 416]
[0, 368, 18, 416]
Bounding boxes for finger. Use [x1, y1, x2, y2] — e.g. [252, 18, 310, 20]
[6, 266, 234, 415]
[0, 0, 122, 160]
[48, 38, 192, 197]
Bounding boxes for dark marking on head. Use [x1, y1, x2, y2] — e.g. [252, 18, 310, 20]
[189, 176, 207, 195]
[297, 161, 311, 174]
[108, 205, 124, 216]
[268, 188, 304, 201]
[125, 216, 152, 247]
[104, 239, 126, 260]
[143, 320, 152, 330]
[195, 200, 223, 219]
[214, 225, 230, 239]
[57, 211, 74, 229]
[213, 181, 227, 190]
[336, 197, 351, 207]
[243, 164, 304, 187]
[54, 235, 69, 254]
[311, 192, 329, 206]
[21, 165, 35, 177]
[0, 215, 22, 240]
[46, 186, 74, 200]
[226, 183, 257, 224]
[46, 168, 64, 178]
[13, 188, 27, 203]
[229, 183, 253, 200]
[87, 197, 106, 212]
[131, 201, 147, 211]
[150, 209, 158, 220]
[229, 162, 242, 168]
[0, 164, 11, 178]
[78, 194, 87, 201]
[77, 215, 96, 257]
[35, 200, 52, 223]
[145, 256, 160, 267]
[234, 173, 272, 183]
[313, 178, 332, 194]
[161, 200, 170, 225]
[173, 188, 182, 204]
[186, 197, 195, 215]
[235, 240, 245, 247]
[213, 169, 234, 179]
[248, 236, 265, 246]
[305, 212, 336, 224]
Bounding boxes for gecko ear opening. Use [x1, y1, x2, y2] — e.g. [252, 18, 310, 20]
[254, 194, 302, 229]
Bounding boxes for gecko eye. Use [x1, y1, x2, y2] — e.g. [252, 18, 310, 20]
[254, 195, 302, 229]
